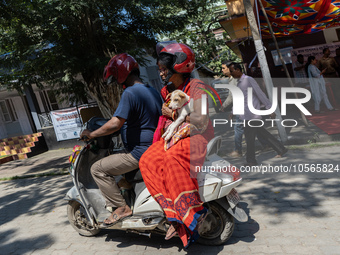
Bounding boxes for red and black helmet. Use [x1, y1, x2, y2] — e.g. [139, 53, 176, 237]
[103, 53, 139, 84]
[158, 43, 195, 74]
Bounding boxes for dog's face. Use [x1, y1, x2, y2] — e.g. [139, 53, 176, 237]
[168, 90, 190, 110]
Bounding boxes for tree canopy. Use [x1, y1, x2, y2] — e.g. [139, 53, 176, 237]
[0, 0, 241, 117]
[0, 0, 195, 117]
[161, 0, 240, 73]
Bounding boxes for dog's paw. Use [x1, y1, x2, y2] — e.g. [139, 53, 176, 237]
[162, 130, 169, 138]
[164, 134, 172, 141]
[163, 128, 174, 141]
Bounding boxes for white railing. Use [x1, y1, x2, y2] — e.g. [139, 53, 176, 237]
[38, 113, 53, 127]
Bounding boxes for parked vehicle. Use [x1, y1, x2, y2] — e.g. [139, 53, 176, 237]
[210, 78, 230, 113]
[65, 118, 248, 245]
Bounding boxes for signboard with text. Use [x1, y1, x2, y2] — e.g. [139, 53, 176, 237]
[291, 42, 340, 63]
[50, 107, 82, 141]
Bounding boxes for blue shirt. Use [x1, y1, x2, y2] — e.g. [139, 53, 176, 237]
[113, 83, 162, 160]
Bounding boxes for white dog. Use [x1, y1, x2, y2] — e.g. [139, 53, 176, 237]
[162, 90, 194, 141]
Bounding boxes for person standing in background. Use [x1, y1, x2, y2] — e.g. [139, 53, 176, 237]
[228, 62, 287, 166]
[293, 54, 309, 88]
[219, 61, 242, 157]
[318, 48, 340, 104]
[334, 47, 340, 76]
[220, 60, 238, 112]
[318, 48, 338, 78]
[220, 62, 269, 158]
[306, 56, 337, 113]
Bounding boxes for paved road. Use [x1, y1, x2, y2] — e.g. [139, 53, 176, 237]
[0, 148, 72, 179]
[0, 146, 340, 254]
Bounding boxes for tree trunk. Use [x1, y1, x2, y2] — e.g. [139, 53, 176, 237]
[83, 73, 123, 119]
[80, 7, 122, 119]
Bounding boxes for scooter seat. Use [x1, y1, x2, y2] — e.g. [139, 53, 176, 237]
[125, 169, 143, 183]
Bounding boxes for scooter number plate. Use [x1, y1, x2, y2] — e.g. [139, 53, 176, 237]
[226, 188, 240, 209]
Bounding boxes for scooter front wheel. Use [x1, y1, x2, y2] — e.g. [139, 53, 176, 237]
[67, 200, 100, 237]
[197, 201, 234, 246]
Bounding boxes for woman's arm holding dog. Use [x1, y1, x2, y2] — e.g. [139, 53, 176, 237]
[162, 103, 173, 118]
[185, 98, 209, 125]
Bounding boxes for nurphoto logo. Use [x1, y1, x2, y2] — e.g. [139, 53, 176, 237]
[200, 83, 312, 128]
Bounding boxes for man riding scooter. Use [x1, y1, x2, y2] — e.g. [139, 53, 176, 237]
[80, 53, 162, 227]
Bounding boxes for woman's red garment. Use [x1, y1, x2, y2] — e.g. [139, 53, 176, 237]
[152, 115, 168, 143]
[139, 78, 214, 248]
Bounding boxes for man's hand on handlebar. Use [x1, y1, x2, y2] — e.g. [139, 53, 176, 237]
[80, 129, 93, 141]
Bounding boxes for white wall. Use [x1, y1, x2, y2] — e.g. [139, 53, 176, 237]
[139, 54, 155, 83]
[0, 117, 7, 139]
[323, 27, 340, 44]
[0, 89, 20, 101]
[139, 54, 163, 92]
[11, 97, 33, 135]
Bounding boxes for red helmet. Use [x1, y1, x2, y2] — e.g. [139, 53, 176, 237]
[159, 43, 195, 73]
[103, 53, 139, 84]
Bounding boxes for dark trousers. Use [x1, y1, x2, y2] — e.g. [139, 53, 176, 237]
[331, 83, 340, 104]
[244, 123, 286, 164]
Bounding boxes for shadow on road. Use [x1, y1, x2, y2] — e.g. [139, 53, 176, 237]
[0, 176, 72, 253]
[0, 229, 54, 254]
[0, 142, 339, 253]
[0, 154, 70, 176]
[102, 202, 258, 254]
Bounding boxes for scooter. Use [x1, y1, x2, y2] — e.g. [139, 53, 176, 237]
[64, 118, 248, 246]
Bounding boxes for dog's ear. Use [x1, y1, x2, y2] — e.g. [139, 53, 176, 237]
[178, 92, 186, 99]
[166, 93, 172, 100]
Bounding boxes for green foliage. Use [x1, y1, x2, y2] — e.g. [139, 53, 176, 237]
[0, 0, 241, 116]
[0, 0, 190, 116]
[160, 0, 240, 74]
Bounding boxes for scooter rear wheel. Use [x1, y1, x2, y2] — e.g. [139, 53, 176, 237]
[197, 202, 234, 246]
[67, 200, 100, 237]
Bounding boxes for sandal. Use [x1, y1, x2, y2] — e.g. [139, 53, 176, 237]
[195, 212, 208, 232]
[275, 147, 288, 158]
[165, 222, 178, 240]
[101, 212, 131, 228]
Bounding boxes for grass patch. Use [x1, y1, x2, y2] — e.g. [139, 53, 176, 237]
[287, 142, 340, 151]
[0, 169, 70, 182]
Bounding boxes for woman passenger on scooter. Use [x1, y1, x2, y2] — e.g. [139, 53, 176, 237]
[139, 42, 214, 249]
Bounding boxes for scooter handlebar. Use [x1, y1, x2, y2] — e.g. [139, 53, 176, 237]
[78, 135, 92, 143]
